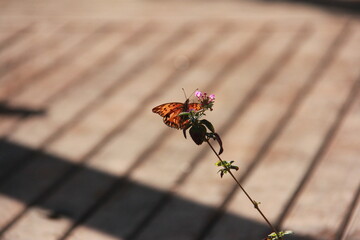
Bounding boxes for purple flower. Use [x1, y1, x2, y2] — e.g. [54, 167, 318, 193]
[194, 90, 215, 111]
[195, 91, 202, 99]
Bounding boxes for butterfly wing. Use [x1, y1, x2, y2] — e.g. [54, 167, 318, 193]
[179, 102, 202, 129]
[188, 103, 202, 112]
[152, 101, 203, 130]
[152, 102, 183, 117]
[152, 102, 185, 129]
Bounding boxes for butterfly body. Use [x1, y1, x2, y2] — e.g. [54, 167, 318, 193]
[152, 99, 202, 129]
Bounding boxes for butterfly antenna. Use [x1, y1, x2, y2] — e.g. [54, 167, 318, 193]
[182, 88, 188, 100]
[182, 88, 199, 100]
[189, 88, 199, 100]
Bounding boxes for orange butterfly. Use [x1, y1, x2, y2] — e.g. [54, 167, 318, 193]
[152, 99, 202, 129]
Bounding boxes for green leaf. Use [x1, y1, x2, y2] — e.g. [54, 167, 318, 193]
[230, 165, 239, 171]
[215, 161, 222, 167]
[178, 112, 191, 116]
[217, 169, 225, 178]
[213, 133, 224, 155]
[182, 124, 191, 139]
[189, 124, 206, 145]
[266, 230, 294, 240]
[200, 119, 215, 133]
[216, 160, 239, 178]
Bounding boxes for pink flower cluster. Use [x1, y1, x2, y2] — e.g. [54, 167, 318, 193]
[195, 90, 215, 110]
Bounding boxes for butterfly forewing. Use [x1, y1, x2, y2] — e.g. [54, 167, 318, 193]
[152, 102, 184, 117]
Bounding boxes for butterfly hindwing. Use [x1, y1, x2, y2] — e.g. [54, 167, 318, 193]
[163, 107, 185, 129]
[188, 103, 202, 112]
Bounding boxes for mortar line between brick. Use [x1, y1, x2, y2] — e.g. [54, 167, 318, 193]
[274, 21, 355, 231]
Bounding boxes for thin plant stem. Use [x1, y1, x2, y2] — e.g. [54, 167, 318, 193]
[205, 139, 281, 240]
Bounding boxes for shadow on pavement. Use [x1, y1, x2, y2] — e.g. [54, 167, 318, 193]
[0, 101, 45, 118]
[0, 139, 318, 240]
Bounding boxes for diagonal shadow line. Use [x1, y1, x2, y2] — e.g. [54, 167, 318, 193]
[0, 24, 65, 80]
[0, 24, 33, 55]
[0, 23, 109, 101]
[273, 20, 352, 229]
[337, 182, 360, 240]
[277, 77, 360, 236]
[0, 139, 318, 240]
